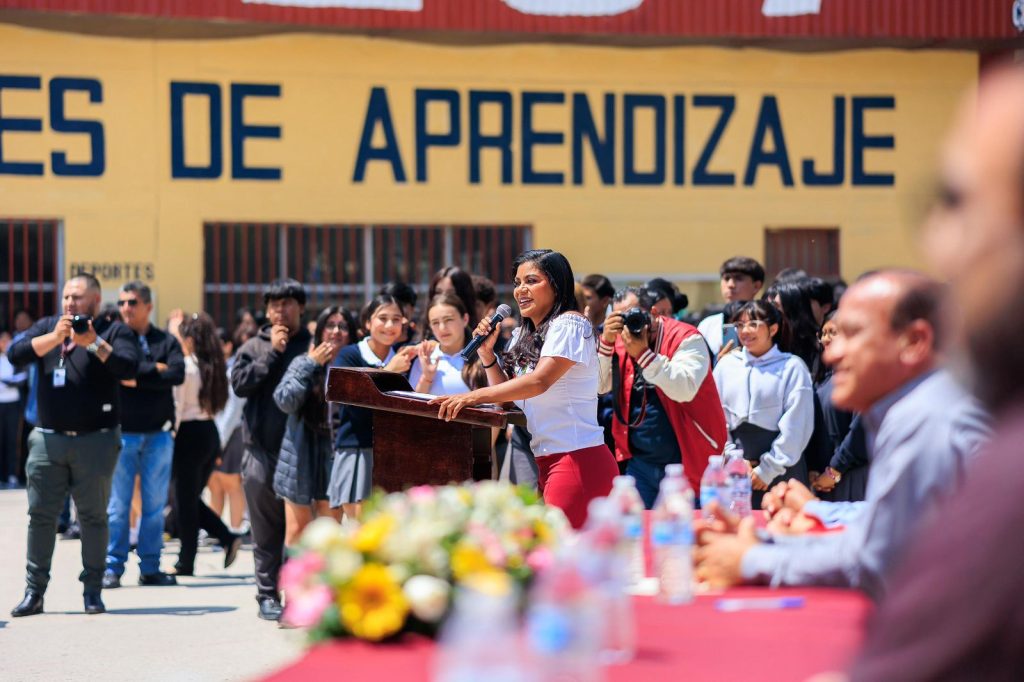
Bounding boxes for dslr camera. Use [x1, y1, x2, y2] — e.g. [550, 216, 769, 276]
[622, 308, 651, 335]
[71, 314, 92, 334]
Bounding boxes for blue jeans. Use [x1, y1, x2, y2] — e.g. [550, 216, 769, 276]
[626, 457, 668, 510]
[105, 431, 173, 576]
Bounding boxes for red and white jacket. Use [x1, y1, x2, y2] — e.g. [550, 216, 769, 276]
[598, 316, 728, 493]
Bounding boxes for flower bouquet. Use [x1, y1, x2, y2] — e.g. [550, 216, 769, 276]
[280, 481, 570, 642]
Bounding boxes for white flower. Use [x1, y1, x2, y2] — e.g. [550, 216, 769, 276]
[403, 575, 451, 623]
[300, 516, 344, 553]
[325, 545, 362, 583]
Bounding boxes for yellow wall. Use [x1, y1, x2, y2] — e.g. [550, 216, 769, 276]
[0, 23, 976, 319]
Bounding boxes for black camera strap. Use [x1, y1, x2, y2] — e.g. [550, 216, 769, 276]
[611, 352, 647, 428]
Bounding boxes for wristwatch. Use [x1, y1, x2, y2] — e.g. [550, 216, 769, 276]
[86, 340, 102, 354]
[824, 467, 842, 483]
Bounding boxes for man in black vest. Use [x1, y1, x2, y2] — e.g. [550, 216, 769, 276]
[230, 278, 311, 621]
[8, 274, 139, 616]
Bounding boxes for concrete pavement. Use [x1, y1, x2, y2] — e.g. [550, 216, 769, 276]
[0, 488, 305, 681]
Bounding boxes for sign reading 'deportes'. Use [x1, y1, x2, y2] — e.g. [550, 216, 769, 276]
[0, 76, 895, 187]
[70, 262, 155, 281]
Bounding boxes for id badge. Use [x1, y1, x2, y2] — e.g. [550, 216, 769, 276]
[53, 368, 66, 388]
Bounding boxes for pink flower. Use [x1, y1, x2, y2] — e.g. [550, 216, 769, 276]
[280, 553, 331, 628]
[282, 584, 333, 628]
[526, 547, 553, 573]
[408, 485, 436, 503]
[280, 552, 325, 593]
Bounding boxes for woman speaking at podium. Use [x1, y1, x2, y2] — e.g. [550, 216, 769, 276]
[431, 249, 618, 528]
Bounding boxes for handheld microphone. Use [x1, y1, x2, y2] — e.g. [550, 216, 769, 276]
[461, 304, 513, 361]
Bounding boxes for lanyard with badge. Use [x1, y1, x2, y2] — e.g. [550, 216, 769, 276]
[53, 340, 68, 388]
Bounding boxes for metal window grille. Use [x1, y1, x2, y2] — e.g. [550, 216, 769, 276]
[0, 219, 61, 327]
[204, 222, 530, 329]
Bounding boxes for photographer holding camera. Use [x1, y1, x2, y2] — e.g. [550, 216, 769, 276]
[598, 287, 727, 506]
[7, 274, 139, 617]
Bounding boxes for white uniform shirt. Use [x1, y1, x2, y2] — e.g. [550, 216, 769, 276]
[408, 347, 471, 396]
[508, 313, 605, 457]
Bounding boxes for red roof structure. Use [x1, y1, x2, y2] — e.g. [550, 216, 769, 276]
[0, 0, 1021, 45]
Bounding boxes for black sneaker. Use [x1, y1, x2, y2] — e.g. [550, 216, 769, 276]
[257, 596, 282, 621]
[138, 572, 177, 587]
[101, 572, 121, 589]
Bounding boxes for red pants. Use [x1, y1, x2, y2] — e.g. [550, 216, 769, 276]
[536, 444, 618, 529]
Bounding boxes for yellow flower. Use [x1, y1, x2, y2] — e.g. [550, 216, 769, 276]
[451, 542, 497, 582]
[533, 519, 553, 545]
[353, 514, 396, 555]
[338, 564, 409, 641]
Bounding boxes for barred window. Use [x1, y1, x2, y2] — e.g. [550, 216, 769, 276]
[0, 219, 61, 328]
[204, 223, 530, 328]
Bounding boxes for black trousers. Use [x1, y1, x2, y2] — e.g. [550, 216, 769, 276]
[173, 420, 233, 572]
[241, 447, 284, 600]
[0, 400, 20, 481]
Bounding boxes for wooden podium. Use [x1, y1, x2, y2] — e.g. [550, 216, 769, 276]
[326, 367, 527, 492]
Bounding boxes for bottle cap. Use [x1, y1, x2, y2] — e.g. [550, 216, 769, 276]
[612, 475, 636, 488]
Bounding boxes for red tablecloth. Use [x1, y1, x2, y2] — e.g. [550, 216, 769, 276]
[263, 586, 870, 682]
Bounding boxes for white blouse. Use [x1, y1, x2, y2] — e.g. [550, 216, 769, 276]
[508, 313, 605, 457]
[174, 355, 212, 425]
[408, 346, 471, 396]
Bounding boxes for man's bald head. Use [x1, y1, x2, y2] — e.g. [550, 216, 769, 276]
[924, 65, 1024, 411]
[825, 270, 943, 412]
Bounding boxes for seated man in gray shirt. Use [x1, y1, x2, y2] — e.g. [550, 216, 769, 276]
[695, 270, 991, 601]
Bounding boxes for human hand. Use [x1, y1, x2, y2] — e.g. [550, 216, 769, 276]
[53, 315, 73, 342]
[694, 516, 760, 588]
[751, 469, 770, 491]
[417, 340, 439, 379]
[811, 470, 838, 493]
[121, 379, 138, 388]
[695, 500, 742, 538]
[429, 391, 482, 422]
[167, 309, 185, 340]
[602, 312, 624, 345]
[470, 317, 499, 357]
[384, 346, 417, 374]
[307, 341, 337, 366]
[716, 339, 736, 363]
[621, 325, 650, 360]
[271, 324, 289, 353]
[155, 362, 168, 373]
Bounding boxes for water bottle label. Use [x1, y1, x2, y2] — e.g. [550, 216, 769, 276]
[526, 606, 574, 655]
[623, 517, 643, 540]
[699, 488, 718, 510]
[651, 521, 693, 547]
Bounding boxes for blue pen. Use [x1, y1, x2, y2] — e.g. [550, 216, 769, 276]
[715, 596, 806, 612]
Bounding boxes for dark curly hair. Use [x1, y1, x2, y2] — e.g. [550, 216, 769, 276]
[178, 312, 228, 415]
[500, 249, 582, 376]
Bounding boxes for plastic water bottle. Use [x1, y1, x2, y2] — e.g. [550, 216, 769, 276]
[580, 498, 635, 666]
[435, 582, 532, 682]
[699, 455, 727, 520]
[525, 547, 603, 682]
[650, 475, 694, 605]
[607, 475, 646, 587]
[725, 448, 752, 519]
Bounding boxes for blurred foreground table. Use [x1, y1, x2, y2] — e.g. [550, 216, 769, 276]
[263, 586, 870, 682]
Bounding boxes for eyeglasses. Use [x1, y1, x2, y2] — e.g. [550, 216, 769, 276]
[324, 323, 348, 332]
[818, 328, 837, 340]
[735, 320, 767, 332]
[117, 299, 139, 307]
